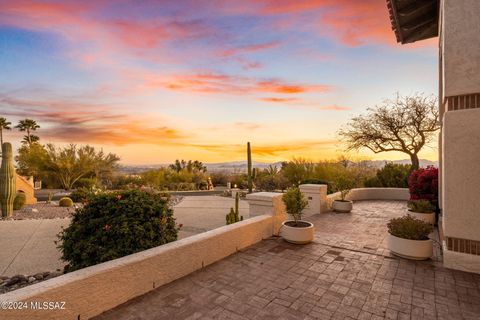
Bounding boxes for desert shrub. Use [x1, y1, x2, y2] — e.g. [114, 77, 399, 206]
[70, 188, 99, 203]
[210, 172, 229, 186]
[364, 176, 381, 187]
[13, 193, 27, 210]
[301, 178, 333, 194]
[408, 166, 438, 203]
[387, 215, 433, 240]
[59, 197, 74, 207]
[74, 178, 97, 189]
[377, 163, 411, 188]
[58, 190, 178, 272]
[282, 187, 308, 225]
[408, 200, 435, 213]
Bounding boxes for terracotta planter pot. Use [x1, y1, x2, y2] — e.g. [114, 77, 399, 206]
[387, 234, 433, 260]
[333, 200, 353, 213]
[406, 210, 435, 224]
[281, 220, 314, 244]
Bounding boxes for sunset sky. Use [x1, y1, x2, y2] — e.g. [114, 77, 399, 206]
[0, 0, 438, 164]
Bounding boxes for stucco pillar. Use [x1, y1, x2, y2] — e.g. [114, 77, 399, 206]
[299, 184, 327, 216]
[246, 192, 287, 236]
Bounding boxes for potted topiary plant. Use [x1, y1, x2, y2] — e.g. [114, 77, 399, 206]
[281, 187, 314, 244]
[407, 199, 435, 224]
[387, 215, 433, 260]
[332, 175, 355, 213]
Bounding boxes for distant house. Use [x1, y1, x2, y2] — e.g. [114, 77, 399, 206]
[387, 0, 480, 273]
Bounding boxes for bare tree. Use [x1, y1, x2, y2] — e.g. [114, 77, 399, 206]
[338, 93, 440, 171]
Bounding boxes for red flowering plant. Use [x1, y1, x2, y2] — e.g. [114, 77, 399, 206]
[408, 166, 439, 206]
[58, 189, 178, 272]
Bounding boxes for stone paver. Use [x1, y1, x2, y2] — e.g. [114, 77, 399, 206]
[94, 201, 480, 320]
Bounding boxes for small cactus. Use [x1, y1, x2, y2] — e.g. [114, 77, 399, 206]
[0, 143, 16, 218]
[226, 192, 243, 225]
[47, 192, 53, 204]
[59, 197, 74, 207]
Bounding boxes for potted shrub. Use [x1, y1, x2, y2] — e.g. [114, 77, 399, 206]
[281, 187, 314, 244]
[332, 175, 354, 213]
[407, 199, 435, 224]
[387, 215, 433, 260]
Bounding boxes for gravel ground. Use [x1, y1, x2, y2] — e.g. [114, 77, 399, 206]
[6, 196, 184, 220]
[11, 202, 75, 220]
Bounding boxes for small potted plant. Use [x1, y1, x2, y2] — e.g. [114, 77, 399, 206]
[281, 187, 314, 244]
[387, 215, 433, 260]
[332, 175, 354, 213]
[407, 199, 435, 224]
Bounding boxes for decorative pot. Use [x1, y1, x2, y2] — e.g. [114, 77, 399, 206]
[406, 210, 435, 224]
[281, 220, 314, 244]
[333, 200, 353, 213]
[387, 234, 433, 260]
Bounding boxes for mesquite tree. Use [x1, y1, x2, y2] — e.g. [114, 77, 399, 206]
[338, 93, 440, 171]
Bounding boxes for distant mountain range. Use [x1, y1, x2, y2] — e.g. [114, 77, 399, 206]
[119, 159, 438, 174]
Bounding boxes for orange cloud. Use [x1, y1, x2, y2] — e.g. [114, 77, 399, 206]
[190, 140, 337, 157]
[216, 0, 398, 46]
[137, 71, 332, 96]
[1, 95, 185, 146]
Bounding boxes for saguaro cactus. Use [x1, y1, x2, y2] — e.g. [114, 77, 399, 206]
[0, 143, 16, 218]
[247, 142, 253, 193]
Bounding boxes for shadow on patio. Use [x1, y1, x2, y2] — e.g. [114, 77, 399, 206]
[94, 201, 480, 320]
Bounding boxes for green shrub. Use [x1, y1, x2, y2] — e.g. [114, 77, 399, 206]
[58, 190, 178, 272]
[282, 187, 308, 225]
[13, 193, 27, 210]
[70, 188, 97, 203]
[59, 197, 74, 207]
[408, 200, 435, 213]
[387, 215, 433, 240]
[376, 163, 411, 188]
[364, 176, 381, 188]
[74, 178, 97, 189]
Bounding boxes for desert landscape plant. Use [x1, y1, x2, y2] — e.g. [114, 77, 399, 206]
[408, 200, 435, 213]
[13, 193, 27, 210]
[339, 93, 440, 170]
[226, 192, 243, 225]
[387, 215, 433, 240]
[0, 143, 16, 218]
[58, 189, 178, 272]
[59, 197, 74, 207]
[282, 187, 308, 226]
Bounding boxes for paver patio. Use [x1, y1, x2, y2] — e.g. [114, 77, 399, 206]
[94, 201, 480, 320]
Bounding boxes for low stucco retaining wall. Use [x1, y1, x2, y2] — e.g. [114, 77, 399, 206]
[0, 215, 274, 320]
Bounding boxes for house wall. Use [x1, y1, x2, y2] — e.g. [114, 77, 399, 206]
[442, 0, 480, 97]
[441, 0, 480, 273]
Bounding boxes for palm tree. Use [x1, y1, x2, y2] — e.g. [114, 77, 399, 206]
[0, 117, 12, 145]
[15, 119, 40, 146]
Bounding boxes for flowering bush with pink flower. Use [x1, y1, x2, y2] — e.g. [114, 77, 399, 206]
[58, 189, 178, 272]
[408, 166, 439, 204]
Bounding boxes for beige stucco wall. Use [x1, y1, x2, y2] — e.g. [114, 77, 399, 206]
[0, 215, 274, 320]
[442, 0, 480, 96]
[442, 109, 480, 241]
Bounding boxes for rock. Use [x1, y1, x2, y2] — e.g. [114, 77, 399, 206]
[5, 275, 23, 287]
[28, 276, 36, 283]
[0, 276, 8, 280]
[30, 208, 39, 213]
[33, 273, 44, 280]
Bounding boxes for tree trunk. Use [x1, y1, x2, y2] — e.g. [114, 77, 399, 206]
[410, 153, 420, 171]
